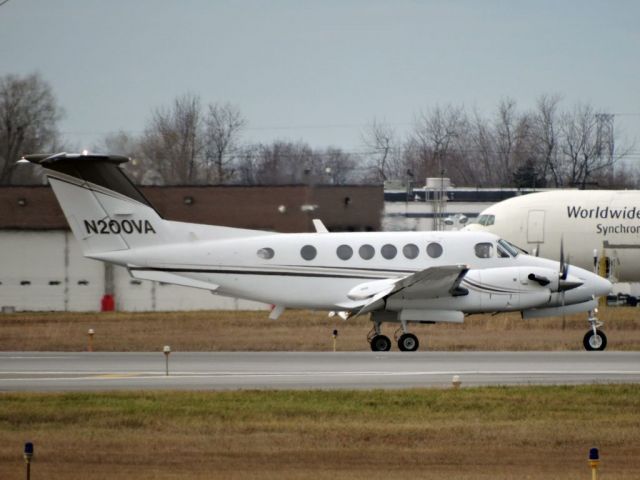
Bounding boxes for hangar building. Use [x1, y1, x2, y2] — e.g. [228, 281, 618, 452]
[1, 184, 382, 312]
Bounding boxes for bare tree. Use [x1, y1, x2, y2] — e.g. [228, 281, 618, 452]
[362, 119, 396, 182]
[203, 103, 246, 184]
[493, 98, 519, 179]
[532, 94, 562, 186]
[560, 104, 615, 188]
[232, 141, 360, 185]
[468, 109, 497, 185]
[318, 147, 356, 185]
[140, 93, 202, 184]
[412, 104, 468, 184]
[98, 130, 150, 183]
[0, 73, 63, 184]
[234, 143, 261, 185]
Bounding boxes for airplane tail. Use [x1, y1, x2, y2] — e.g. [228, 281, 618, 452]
[20, 153, 262, 257]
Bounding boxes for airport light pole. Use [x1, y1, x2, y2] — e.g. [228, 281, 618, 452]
[588, 447, 600, 480]
[23, 442, 33, 480]
[163, 345, 171, 376]
[87, 328, 95, 352]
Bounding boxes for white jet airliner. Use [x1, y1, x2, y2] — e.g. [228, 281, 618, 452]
[464, 190, 640, 282]
[20, 153, 612, 351]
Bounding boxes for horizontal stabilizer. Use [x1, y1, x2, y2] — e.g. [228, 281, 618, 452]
[129, 268, 219, 291]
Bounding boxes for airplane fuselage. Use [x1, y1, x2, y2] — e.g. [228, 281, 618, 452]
[94, 230, 608, 317]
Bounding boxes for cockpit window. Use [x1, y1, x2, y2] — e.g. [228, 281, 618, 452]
[474, 242, 493, 259]
[497, 244, 510, 258]
[477, 214, 495, 226]
[498, 238, 523, 256]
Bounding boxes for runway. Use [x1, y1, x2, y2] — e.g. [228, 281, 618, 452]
[1, 351, 639, 392]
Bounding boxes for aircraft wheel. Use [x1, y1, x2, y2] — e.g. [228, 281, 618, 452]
[583, 329, 607, 351]
[397, 333, 419, 352]
[370, 335, 391, 352]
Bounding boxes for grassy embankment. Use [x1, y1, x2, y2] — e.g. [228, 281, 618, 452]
[0, 385, 639, 479]
[1, 305, 639, 351]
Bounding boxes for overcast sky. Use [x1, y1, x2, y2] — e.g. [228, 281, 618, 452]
[1, 0, 639, 153]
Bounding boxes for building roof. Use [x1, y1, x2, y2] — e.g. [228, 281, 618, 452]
[0, 184, 383, 232]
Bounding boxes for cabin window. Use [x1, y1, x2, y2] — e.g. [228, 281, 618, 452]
[381, 244, 397, 260]
[475, 242, 493, 259]
[257, 248, 275, 260]
[336, 245, 353, 260]
[359, 244, 375, 260]
[300, 245, 317, 261]
[403, 243, 419, 259]
[426, 242, 443, 258]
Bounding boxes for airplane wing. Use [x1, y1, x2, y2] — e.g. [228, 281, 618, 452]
[339, 264, 468, 317]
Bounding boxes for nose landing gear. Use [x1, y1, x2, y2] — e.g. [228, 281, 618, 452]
[583, 310, 607, 351]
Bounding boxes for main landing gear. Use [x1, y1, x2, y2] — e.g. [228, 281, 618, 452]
[583, 309, 607, 351]
[368, 320, 420, 352]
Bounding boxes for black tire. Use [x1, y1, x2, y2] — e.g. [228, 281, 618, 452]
[370, 334, 392, 352]
[397, 333, 419, 352]
[583, 329, 607, 351]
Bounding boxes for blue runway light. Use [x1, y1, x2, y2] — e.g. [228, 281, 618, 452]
[24, 442, 33, 457]
[589, 447, 599, 460]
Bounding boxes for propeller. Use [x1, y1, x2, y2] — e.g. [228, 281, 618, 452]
[559, 237, 567, 330]
[559, 237, 568, 281]
[557, 237, 582, 291]
[527, 238, 581, 291]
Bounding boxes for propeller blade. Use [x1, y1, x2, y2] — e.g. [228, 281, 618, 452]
[558, 278, 583, 291]
[559, 237, 569, 280]
[561, 288, 566, 330]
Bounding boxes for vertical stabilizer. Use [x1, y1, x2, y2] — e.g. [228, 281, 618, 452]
[21, 153, 170, 255]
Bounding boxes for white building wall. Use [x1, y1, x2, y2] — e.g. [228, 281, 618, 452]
[67, 236, 105, 311]
[1, 231, 66, 311]
[383, 201, 494, 232]
[0, 230, 266, 312]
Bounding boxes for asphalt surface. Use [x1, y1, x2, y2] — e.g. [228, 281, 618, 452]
[1, 351, 639, 392]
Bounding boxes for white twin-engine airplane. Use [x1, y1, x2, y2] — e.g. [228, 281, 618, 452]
[20, 153, 613, 351]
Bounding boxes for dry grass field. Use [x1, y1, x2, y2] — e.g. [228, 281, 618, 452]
[1, 305, 639, 351]
[1, 308, 639, 478]
[0, 386, 639, 479]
